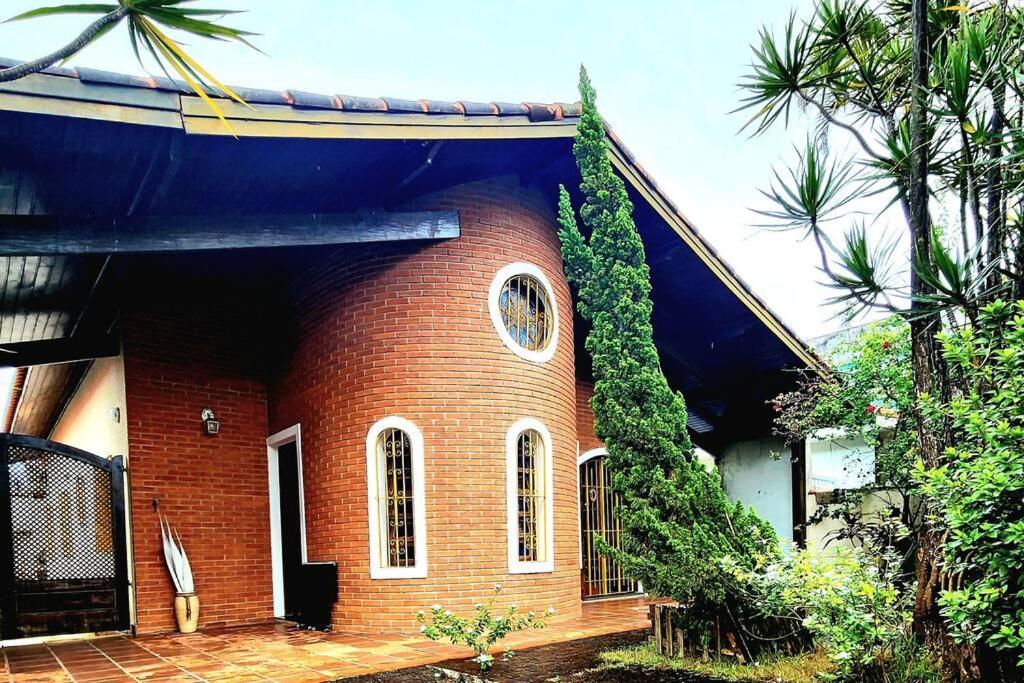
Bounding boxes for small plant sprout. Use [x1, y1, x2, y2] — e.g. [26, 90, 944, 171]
[415, 585, 550, 672]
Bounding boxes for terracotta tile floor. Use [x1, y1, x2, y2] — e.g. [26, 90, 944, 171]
[1, 598, 651, 682]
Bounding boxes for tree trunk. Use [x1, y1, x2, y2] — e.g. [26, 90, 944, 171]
[905, 1, 978, 679]
[0, 7, 129, 83]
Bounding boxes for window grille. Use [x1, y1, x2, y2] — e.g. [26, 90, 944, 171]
[499, 275, 553, 352]
[516, 429, 547, 563]
[376, 427, 416, 569]
[579, 455, 637, 598]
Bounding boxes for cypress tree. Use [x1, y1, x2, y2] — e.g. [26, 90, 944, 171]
[558, 67, 777, 639]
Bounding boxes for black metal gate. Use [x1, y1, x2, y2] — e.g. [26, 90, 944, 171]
[0, 434, 129, 639]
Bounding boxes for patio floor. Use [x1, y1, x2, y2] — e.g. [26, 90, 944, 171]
[1, 598, 651, 683]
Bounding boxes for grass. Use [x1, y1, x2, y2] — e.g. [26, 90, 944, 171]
[597, 642, 836, 683]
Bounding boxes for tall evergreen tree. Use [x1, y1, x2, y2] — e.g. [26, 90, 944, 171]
[557, 68, 777, 640]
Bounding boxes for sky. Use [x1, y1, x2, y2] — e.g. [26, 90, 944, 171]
[1, 0, 861, 346]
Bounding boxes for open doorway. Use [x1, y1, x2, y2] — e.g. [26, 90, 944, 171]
[267, 425, 307, 620]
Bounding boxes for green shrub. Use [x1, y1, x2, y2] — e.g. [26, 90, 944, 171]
[415, 585, 551, 671]
[920, 300, 1024, 665]
[726, 547, 939, 682]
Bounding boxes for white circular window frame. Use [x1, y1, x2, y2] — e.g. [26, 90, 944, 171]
[488, 262, 559, 364]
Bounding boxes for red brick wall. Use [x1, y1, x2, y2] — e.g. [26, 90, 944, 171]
[123, 308, 273, 634]
[576, 380, 603, 454]
[268, 176, 581, 632]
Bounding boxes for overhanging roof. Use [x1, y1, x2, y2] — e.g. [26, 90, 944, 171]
[0, 60, 824, 448]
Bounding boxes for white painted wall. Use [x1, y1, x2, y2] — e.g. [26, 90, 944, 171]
[807, 434, 874, 492]
[50, 356, 129, 459]
[718, 439, 793, 543]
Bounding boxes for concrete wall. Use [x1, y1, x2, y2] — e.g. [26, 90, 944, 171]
[50, 356, 129, 459]
[718, 439, 794, 543]
[804, 434, 892, 553]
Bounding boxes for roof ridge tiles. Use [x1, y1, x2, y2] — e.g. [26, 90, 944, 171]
[0, 56, 580, 120]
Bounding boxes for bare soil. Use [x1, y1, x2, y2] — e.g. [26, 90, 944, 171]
[340, 630, 723, 682]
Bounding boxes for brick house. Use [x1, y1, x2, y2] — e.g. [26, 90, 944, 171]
[0, 62, 822, 640]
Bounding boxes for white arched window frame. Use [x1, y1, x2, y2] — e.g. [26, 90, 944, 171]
[366, 416, 427, 579]
[507, 418, 555, 574]
[488, 262, 559, 364]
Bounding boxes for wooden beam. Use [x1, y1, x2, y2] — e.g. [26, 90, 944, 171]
[0, 335, 120, 368]
[0, 210, 460, 255]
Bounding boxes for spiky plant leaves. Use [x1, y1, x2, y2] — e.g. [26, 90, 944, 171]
[3, 1, 257, 133]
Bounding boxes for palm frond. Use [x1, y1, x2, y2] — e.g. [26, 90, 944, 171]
[159, 515, 195, 594]
[736, 13, 824, 134]
[5, 4, 116, 22]
[8, 0, 258, 133]
[827, 223, 902, 315]
[754, 139, 862, 232]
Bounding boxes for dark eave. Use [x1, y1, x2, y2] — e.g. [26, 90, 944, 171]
[0, 60, 824, 445]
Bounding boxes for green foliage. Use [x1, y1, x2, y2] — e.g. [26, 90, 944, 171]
[741, 0, 1024, 315]
[774, 318, 918, 557]
[920, 300, 1024, 663]
[415, 585, 550, 672]
[776, 318, 915, 487]
[727, 546, 939, 682]
[5, 1, 256, 132]
[557, 67, 778, 638]
[598, 642, 836, 683]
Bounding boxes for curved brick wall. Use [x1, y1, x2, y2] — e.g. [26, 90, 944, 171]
[576, 380, 603, 454]
[269, 177, 580, 632]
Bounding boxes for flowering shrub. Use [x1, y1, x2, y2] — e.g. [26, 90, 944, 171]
[920, 300, 1024, 664]
[415, 585, 552, 671]
[724, 547, 938, 682]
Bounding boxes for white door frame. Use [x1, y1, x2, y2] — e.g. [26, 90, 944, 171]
[267, 424, 308, 619]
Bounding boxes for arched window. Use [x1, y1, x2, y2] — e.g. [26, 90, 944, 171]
[506, 418, 554, 573]
[366, 417, 427, 579]
[489, 263, 559, 363]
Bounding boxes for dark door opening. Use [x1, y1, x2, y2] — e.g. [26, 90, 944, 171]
[276, 441, 303, 620]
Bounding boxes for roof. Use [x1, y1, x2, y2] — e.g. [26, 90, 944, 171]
[0, 59, 825, 447]
[0, 57, 580, 135]
[0, 57, 582, 120]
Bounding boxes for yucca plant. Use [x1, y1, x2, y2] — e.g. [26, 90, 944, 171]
[741, 0, 1024, 675]
[159, 515, 194, 594]
[1, 1, 256, 132]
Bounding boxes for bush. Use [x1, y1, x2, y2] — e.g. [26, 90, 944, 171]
[726, 547, 939, 682]
[415, 585, 551, 671]
[920, 300, 1024, 665]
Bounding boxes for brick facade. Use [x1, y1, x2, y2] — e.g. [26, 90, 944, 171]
[118, 176, 589, 634]
[123, 307, 273, 634]
[267, 176, 580, 632]
[575, 380, 603, 454]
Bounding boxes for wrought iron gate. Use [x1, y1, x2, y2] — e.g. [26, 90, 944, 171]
[579, 454, 637, 599]
[0, 434, 129, 639]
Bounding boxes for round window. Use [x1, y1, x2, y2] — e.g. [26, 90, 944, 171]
[488, 263, 559, 363]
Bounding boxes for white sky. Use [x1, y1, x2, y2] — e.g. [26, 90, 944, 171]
[0, 0, 878, 359]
